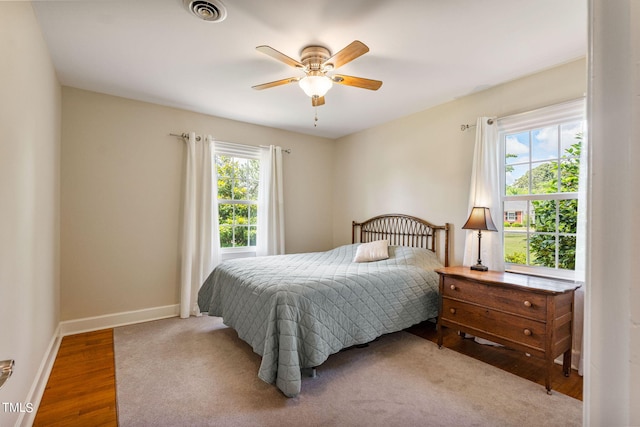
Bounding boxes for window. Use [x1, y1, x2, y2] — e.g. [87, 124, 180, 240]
[500, 100, 585, 278]
[215, 142, 261, 252]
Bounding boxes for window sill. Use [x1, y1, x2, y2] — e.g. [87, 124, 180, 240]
[220, 248, 257, 261]
[505, 264, 581, 283]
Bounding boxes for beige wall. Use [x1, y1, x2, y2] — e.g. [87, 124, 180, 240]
[0, 3, 61, 425]
[61, 88, 335, 320]
[333, 58, 587, 267]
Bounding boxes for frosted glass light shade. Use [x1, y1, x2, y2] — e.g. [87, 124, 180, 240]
[298, 75, 333, 97]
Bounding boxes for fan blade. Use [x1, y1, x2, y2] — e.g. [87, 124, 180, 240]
[332, 74, 383, 90]
[311, 96, 325, 107]
[256, 45, 304, 69]
[322, 40, 369, 69]
[252, 77, 300, 90]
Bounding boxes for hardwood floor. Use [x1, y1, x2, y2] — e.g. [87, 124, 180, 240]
[33, 329, 117, 427]
[34, 320, 582, 425]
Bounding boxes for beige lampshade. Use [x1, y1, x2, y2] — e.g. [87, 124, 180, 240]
[462, 207, 497, 231]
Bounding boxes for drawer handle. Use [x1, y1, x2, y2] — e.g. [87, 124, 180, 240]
[523, 329, 532, 336]
[523, 300, 532, 307]
[449, 308, 456, 314]
[450, 284, 456, 290]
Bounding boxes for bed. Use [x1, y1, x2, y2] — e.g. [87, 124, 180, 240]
[197, 214, 450, 397]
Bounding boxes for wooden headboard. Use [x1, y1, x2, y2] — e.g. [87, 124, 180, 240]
[352, 214, 450, 267]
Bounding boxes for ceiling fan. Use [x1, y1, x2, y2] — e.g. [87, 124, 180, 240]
[252, 40, 383, 107]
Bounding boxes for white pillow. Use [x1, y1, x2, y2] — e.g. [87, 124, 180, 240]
[353, 240, 389, 263]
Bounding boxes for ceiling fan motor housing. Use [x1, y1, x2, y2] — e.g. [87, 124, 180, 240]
[300, 46, 332, 71]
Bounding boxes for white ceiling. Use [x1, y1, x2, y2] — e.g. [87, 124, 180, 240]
[32, 0, 587, 139]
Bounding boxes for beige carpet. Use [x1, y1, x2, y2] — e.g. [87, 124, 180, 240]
[114, 316, 582, 427]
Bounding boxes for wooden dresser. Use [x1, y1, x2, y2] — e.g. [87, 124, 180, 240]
[435, 266, 581, 394]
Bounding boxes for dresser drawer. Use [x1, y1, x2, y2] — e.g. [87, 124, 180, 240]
[442, 276, 547, 321]
[441, 298, 546, 352]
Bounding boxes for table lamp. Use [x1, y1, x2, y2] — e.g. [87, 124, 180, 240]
[462, 207, 497, 271]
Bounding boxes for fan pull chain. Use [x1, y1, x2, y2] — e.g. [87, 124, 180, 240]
[314, 106, 318, 127]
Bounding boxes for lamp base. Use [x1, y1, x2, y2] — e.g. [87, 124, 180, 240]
[470, 264, 489, 272]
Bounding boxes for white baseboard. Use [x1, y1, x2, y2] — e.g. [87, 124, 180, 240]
[59, 304, 180, 336]
[16, 324, 62, 427]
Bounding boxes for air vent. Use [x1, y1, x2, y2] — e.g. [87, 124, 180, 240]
[183, 0, 227, 22]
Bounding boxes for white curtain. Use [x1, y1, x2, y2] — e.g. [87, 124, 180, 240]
[463, 117, 504, 271]
[257, 145, 285, 256]
[180, 133, 220, 318]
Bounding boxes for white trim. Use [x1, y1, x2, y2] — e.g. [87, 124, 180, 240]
[15, 325, 62, 427]
[220, 246, 256, 254]
[59, 304, 180, 336]
[498, 98, 586, 134]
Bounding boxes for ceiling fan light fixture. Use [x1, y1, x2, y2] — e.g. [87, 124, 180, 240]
[298, 75, 333, 98]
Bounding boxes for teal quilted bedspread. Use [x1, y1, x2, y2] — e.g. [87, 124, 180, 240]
[197, 244, 442, 397]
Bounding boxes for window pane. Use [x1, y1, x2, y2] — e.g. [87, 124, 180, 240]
[530, 161, 558, 194]
[218, 180, 232, 200]
[235, 204, 248, 224]
[219, 225, 233, 248]
[503, 200, 527, 227]
[526, 201, 536, 231]
[247, 159, 260, 179]
[217, 177, 233, 200]
[243, 159, 260, 201]
[217, 155, 233, 200]
[558, 235, 577, 270]
[219, 203, 233, 224]
[505, 132, 529, 164]
[231, 179, 243, 200]
[216, 155, 232, 179]
[533, 200, 556, 232]
[531, 126, 558, 162]
[560, 158, 580, 192]
[505, 163, 530, 195]
[248, 205, 257, 225]
[530, 233, 556, 268]
[561, 121, 583, 156]
[230, 158, 246, 201]
[559, 199, 578, 234]
[246, 179, 259, 200]
[233, 226, 248, 247]
[504, 232, 527, 265]
[249, 226, 257, 246]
